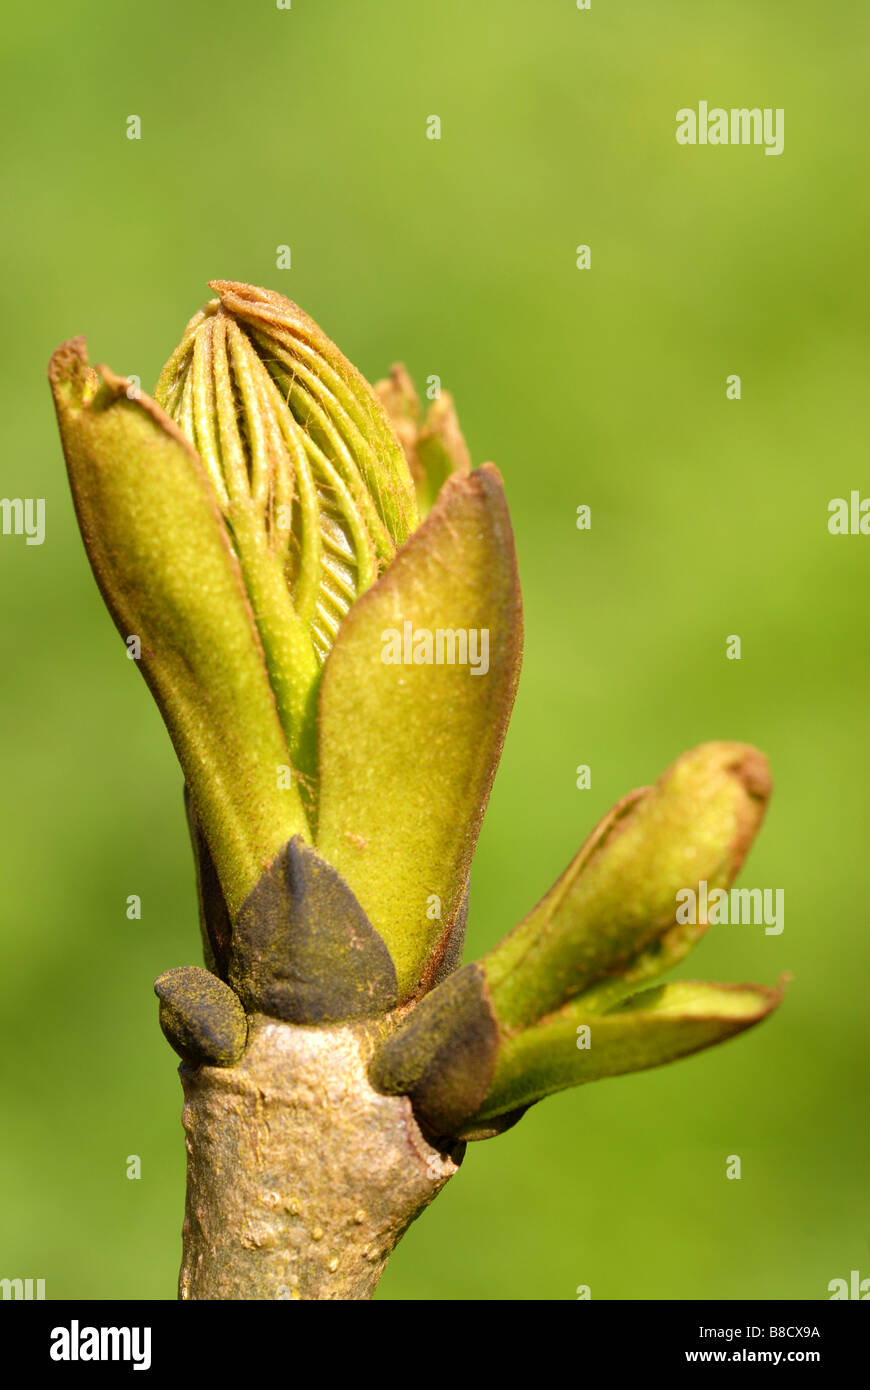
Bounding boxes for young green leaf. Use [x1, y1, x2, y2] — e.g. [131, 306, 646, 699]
[49, 339, 308, 919]
[316, 464, 523, 1001]
[484, 743, 772, 1028]
[462, 979, 785, 1130]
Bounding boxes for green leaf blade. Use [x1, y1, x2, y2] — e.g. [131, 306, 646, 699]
[316, 464, 523, 1000]
[49, 339, 308, 918]
[484, 743, 772, 1029]
[464, 978, 786, 1130]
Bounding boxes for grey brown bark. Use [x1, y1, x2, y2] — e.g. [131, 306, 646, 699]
[178, 1015, 462, 1299]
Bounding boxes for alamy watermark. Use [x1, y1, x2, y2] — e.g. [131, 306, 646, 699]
[676, 104, 784, 156]
[381, 621, 490, 675]
[828, 1270, 870, 1299]
[50, 1321, 151, 1370]
[828, 492, 870, 534]
[676, 880, 784, 935]
[1, 1276, 45, 1299]
[0, 497, 45, 545]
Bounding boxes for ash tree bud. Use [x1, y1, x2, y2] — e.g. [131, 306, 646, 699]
[154, 281, 420, 787]
[370, 743, 785, 1139]
[49, 282, 521, 1032]
[51, 283, 782, 1148]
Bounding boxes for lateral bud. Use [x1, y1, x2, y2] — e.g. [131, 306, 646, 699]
[154, 966, 248, 1067]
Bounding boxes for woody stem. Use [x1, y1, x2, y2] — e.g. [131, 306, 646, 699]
[177, 1015, 462, 1300]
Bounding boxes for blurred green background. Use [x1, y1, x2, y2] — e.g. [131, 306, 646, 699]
[1, 0, 868, 1301]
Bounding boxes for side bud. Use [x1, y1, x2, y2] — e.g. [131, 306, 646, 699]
[370, 742, 783, 1139]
